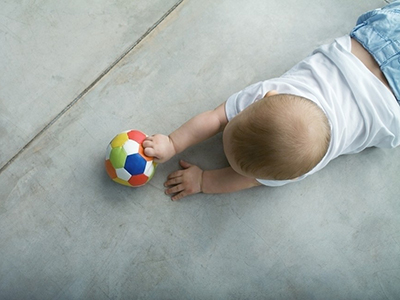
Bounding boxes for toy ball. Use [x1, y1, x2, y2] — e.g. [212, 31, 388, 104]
[105, 130, 156, 187]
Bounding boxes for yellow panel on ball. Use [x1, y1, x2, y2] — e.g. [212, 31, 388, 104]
[113, 177, 132, 187]
[111, 132, 129, 148]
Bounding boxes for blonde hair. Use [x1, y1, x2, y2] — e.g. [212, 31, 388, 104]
[229, 94, 331, 180]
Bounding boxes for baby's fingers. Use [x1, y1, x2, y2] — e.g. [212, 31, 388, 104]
[142, 139, 153, 148]
[143, 146, 156, 157]
[165, 186, 188, 201]
[165, 184, 184, 196]
[167, 169, 184, 179]
[164, 176, 182, 187]
[142, 139, 154, 157]
[171, 191, 187, 201]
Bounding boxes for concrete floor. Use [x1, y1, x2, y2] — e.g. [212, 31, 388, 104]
[1, 0, 399, 299]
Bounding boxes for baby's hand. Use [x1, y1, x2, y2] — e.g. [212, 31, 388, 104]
[143, 134, 176, 164]
[164, 160, 203, 201]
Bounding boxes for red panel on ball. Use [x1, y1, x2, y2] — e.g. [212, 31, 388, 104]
[128, 174, 149, 186]
[127, 130, 146, 144]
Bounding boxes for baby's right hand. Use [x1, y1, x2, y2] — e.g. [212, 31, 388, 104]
[143, 134, 176, 164]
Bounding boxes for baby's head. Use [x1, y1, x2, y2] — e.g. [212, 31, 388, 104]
[223, 92, 331, 180]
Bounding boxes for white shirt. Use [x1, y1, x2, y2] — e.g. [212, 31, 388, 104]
[225, 35, 400, 186]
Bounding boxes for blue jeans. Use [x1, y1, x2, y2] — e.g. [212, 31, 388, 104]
[350, 1, 400, 103]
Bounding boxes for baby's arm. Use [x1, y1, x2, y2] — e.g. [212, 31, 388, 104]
[164, 161, 261, 201]
[202, 167, 261, 194]
[144, 102, 260, 200]
[143, 103, 228, 163]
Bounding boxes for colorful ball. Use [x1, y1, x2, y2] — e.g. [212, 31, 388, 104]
[105, 130, 156, 187]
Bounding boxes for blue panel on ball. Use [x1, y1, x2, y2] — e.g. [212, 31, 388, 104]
[125, 154, 146, 175]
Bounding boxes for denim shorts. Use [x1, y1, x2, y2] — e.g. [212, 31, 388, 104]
[350, 1, 400, 103]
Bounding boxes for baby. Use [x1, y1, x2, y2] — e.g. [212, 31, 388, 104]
[143, 2, 400, 201]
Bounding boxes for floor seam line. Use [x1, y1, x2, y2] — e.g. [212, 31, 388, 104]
[0, 0, 185, 174]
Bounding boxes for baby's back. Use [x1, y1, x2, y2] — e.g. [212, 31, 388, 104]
[283, 35, 400, 160]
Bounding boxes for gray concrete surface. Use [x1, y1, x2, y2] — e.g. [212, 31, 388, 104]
[1, 0, 399, 299]
[0, 0, 181, 169]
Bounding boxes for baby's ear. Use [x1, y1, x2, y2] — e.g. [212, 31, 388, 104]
[264, 90, 279, 98]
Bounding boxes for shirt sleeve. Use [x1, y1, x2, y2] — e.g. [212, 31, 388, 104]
[256, 177, 302, 187]
[225, 81, 268, 121]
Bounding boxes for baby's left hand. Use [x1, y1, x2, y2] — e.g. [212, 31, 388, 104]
[164, 160, 203, 201]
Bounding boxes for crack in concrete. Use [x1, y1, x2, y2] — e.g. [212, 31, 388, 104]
[0, 0, 185, 174]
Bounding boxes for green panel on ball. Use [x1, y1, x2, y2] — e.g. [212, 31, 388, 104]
[109, 147, 127, 169]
